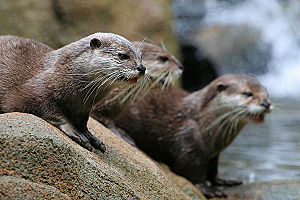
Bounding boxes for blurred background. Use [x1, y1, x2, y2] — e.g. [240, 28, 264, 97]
[1, 0, 299, 183]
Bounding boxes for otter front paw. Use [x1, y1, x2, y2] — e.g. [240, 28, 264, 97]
[196, 183, 227, 198]
[212, 177, 243, 187]
[90, 136, 106, 153]
[83, 130, 106, 153]
[78, 135, 94, 151]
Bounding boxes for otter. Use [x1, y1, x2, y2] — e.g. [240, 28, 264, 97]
[91, 41, 183, 127]
[113, 74, 272, 197]
[0, 33, 145, 152]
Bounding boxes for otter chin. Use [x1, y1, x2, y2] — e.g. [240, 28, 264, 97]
[246, 113, 265, 123]
[113, 74, 272, 198]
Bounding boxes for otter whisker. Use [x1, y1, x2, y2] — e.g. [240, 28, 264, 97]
[212, 108, 244, 135]
[89, 72, 122, 105]
[130, 75, 152, 102]
[91, 73, 124, 106]
[214, 109, 240, 135]
[81, 72, 109, 96]
[204, 105, 243, 115]
[83, 70, 120, 104]
[120, 80, 147, 105]
[138, 36, 148, 51]
[80, 68, 120, 92]
[98, 71, 121, 89]
[160, 39, 168, 53]
[210, 108, 244, 147]
[113, 73, 152, 105]
[120, 86, 140, 105]
[50, 67, 121, 77]
[226, 118, 239, 145]
[227, 109, 246, 138]
[205, 108, 243, 131]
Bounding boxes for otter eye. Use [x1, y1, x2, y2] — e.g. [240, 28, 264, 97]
[217, 84, 228, 92]
[242, 92, 253, 97]
[118, 53, 130, 60]
[159, 56, 169, 62]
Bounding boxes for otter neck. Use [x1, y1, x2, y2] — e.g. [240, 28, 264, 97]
[182, 89, 247, 157]
[41, 50, 115, 128]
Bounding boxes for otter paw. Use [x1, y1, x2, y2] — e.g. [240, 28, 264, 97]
[77, 135, 94, 151]
[213, 177, 243, 187]
[196, 183, 227, 198]
[90, 136, 106, 153]
[83, 130, 106, 153]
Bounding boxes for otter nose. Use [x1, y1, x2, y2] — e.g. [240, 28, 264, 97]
[136, 64, 146, 75]
[179, 65, 184, 70]
[261, 99, 271, 109]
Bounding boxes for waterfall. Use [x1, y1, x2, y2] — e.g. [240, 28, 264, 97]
[172, 0, 300, 98]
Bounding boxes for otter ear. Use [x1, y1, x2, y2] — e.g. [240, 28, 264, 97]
[90, 38, 101, 49]
[217, 84, 229, 92]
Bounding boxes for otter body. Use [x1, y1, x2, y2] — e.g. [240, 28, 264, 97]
[0, 33, 144, 152]
[114, 74, 272, 197]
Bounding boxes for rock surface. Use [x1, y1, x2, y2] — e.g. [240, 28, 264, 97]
[0, 112, 201, 200]
[225, 179, 300, 200]
[0, 176, 71, 200]
[159, 164, 207, 200]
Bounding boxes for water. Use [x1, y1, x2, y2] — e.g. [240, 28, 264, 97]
[220, 99, 300, 182]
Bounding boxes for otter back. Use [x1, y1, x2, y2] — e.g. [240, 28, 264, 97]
[0, 36, 52, 102]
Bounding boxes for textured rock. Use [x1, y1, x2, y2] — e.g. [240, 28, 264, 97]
[0, 176, 71, 200]
[160, 164, 207, 200]
[0, 0, 178, 53]
[0, 0, 60, 48]
[225, 179, 300, 200]
[0, 112, 189, 199]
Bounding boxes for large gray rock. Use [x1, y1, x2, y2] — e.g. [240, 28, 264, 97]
[193, 24, 272, 75]
[0, 112, 192, 199]
[0, 0, 178, 53]
[225, 179, 300, 200]
[0, 176, 71, 200]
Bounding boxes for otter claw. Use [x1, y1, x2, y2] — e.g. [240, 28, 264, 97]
[83, 130, 106, 153]
[90, 136, 106, 153]
[196, 183, 227, 198]
[213, 177, 243, 186]
[80, 141, 94, 151]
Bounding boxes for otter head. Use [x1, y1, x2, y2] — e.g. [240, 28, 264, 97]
[207, 74, 272, 124]
[72, 33, 145, 87]
[132, 41, 183, 87]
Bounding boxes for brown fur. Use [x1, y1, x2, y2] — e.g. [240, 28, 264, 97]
[113, 74, 272, 198]
[0, 33, 144, 152]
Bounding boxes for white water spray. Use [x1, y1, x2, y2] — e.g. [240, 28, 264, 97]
[202, 0, 300, 98]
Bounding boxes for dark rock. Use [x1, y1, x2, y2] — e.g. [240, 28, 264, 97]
[193, 25, 272, 75]
[180, 42, 218, 92]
